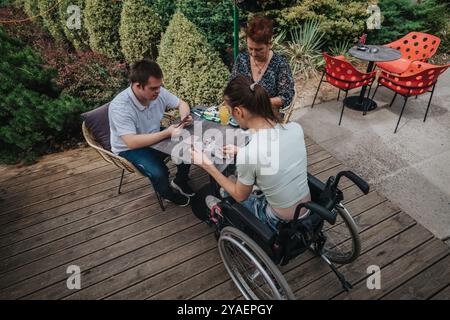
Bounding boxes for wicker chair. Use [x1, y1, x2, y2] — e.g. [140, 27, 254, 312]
[280, 89, 297, 124]
[82, 112, 177, 211]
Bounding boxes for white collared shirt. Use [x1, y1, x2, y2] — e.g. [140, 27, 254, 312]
[108, 86, 179, 154]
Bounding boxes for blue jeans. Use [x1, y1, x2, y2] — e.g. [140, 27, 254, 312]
[241, 192, 283, 232]
[119, 147, 190, 198]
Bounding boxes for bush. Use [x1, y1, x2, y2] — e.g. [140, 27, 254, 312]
[58, 0, 90, 51]
[0, 27, 85, 164]
[57, 51, 128, 107]
[176, 0, 235, 65]
[38, 0, 66, 43]
[367, 0, 450, 49]
[144, 0, 176, 31]
[270, 0, 369, 45]
[157, 11, 229, 106]
[273, 19, 325, 79]
[119, 0, 162, 63]
[85, 0, 122, 60]
[21, 0, 38, 17]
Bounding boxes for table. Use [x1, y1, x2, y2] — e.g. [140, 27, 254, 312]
[152, 113, 249, 195]
[346, 45, 401, 112]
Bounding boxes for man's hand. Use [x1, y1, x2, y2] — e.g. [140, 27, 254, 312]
[180, 114, 193, 127]
[164, 123, 186, 138]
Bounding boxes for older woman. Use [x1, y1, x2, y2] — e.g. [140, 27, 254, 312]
[230, 16, 295, 111]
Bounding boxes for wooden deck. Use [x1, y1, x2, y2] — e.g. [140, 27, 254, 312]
[0, 137, 449, 300]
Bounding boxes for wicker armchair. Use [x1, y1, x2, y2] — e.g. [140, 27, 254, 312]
[280, 89, 297, 124]
[82, 111, 177, 211]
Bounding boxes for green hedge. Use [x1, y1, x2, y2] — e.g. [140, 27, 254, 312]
[0, 27, 85, 164]
[157, 11, 229, 106]
[85, 0, 122, 60]
[38, 0, 66, 43]
[270, 0, 370, 45]
[120, 0, 162, 63]
[368, 0, 450, 49]
[176, 0, 234, 64]
[58, 0, 90, 51]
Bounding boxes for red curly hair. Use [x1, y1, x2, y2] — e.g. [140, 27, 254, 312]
[245, 16, 273, 45]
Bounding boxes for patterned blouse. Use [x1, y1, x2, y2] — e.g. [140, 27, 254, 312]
[229, 51, 295, 109]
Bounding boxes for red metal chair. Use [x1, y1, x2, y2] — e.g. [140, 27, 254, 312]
[377, 32, 441, 74]
[312, 53, 377, 125]
[371, 61, 450, 133]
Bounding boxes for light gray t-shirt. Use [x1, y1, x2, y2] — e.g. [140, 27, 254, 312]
[108, 86, 179, 154]
[236, 122, 309, 208]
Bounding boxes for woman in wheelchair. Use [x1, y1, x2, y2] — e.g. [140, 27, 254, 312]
[190, 76, 369, 300]
[191, 75, 310, 231]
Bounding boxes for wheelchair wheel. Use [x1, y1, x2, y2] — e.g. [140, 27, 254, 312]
[218, 226, 295, 300]
[321, 203, 361, 264]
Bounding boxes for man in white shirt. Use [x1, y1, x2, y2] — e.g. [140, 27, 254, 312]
[109, 60, 194, 206]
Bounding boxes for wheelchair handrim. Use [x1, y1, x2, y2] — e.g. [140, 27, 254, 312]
[218, 227, 294, 300]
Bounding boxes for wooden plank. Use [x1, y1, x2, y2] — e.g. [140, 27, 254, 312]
[0, 214, 206, 298]
[12, 223, 211, 300]
[0, 173, 209, 271]
[193, 279, 241, 300]
[307, 150, 332, 166]
[1, 157, 107, 194]
[0, 200, 173, 274]
[0, 170, 204, 248]
[26, 227, 216, 300]
[0, 164, 120, 209]
[430, 285, 450, 300]
[0, 177, 150, 236]
[335, 238, 450, 300]
[295, 224, 433, 299]
[0, 147, 96, 184]
[107, 247, 222, 300]
[381, 254, 450, 300]
[150, 263, 230, 300]
[306, 143, 323, 155]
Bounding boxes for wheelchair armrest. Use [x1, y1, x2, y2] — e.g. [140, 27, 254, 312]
[221, 201, 277, 245]
[294, 201, 337, 225]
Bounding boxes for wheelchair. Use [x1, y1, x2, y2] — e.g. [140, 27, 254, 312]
[193, 170, 370, 300]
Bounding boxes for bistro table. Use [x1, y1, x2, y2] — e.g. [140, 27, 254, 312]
[346, 44, 402, 112]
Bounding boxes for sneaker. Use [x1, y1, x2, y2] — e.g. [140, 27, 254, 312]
[205, 195, 221, 210]
[165, 192, 190, 207]
[171, 178, 196, 197]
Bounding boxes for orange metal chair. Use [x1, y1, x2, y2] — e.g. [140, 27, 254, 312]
[376, 32, 441, 74]
[371, 61, 450, 133]
[312, 53, 377, 125]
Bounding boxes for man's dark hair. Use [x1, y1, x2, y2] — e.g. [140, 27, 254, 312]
[129, 60, 163, 87]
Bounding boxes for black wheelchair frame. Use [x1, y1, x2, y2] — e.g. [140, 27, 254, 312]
[204, 170, 369, 299]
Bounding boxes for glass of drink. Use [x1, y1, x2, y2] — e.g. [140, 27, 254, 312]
[219, 104, 229, 126]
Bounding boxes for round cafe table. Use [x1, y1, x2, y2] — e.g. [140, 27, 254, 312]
[345, 45, 402, 112]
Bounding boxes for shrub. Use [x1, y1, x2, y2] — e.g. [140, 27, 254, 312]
[367, 0, 450, 48]
[157, 11, 229, 106]
[38, 0, 66, 43]
[0, 27, 85, 164]
[22, 0, 39, 18]
[57, 51, 128, 107]
[119, 0, 162, 63]
[273, 19, 325, 79]
[270, 0, 369, 45]
[58, 0, 90, 51]
[85, 0, 122, 60]
[144, 0, 176, 31]
[176, 0, 235, 65]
